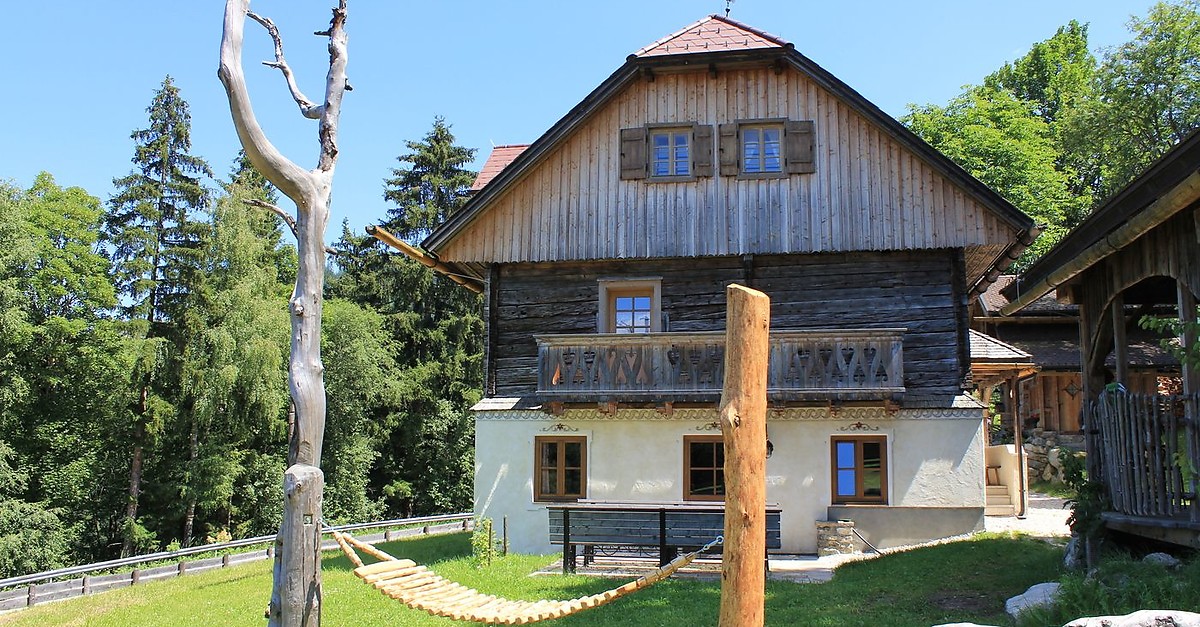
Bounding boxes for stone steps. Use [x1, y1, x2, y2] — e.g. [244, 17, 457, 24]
[985, 484, 1015, 517]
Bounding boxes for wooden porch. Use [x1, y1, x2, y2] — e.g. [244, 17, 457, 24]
[534, 329, 905, 404]
[1089, 390, 1200, 547]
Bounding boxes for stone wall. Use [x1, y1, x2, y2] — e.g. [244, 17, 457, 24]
[1024, 429, 1085, 483]
[815, 520, 858, 556]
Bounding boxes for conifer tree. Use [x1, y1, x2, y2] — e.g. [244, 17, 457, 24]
[383, 116, 477, 241]
[104, 75, 212, 556]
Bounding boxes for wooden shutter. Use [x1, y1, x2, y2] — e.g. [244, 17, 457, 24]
[784, 120, 815, 174]
[718, 123, 739, 176]
[693, 124, 715, 177]
[619, 127, 647, 180]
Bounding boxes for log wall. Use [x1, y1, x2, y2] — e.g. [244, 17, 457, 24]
[438, 67, 1017, 281]
[491, 249, 964, 401]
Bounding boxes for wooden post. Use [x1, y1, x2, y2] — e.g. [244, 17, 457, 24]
[268, 464, 324, 627]
[718, 284, 770, 627]
[1112, 294, 1128, 385]
[1178, 282, 1200, 522]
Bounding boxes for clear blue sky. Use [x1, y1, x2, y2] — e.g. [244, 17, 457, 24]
[6, 1, 1148, 243]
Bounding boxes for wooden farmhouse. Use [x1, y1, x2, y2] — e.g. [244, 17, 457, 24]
[417, 15, 1037, 554]
[1000, 129, 1200, 548]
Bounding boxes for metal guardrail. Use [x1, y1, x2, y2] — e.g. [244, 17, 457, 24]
[0, 512, 473, 611]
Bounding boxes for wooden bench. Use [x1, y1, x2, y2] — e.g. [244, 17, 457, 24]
[547, 502, 782, 574]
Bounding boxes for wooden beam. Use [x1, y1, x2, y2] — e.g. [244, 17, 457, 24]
[718, 284, 770, 627]
[1177, 281, 1200, 523]
[366, 225, 483, 293]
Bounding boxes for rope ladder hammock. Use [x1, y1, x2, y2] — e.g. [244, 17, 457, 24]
[332, 530, 722, 625]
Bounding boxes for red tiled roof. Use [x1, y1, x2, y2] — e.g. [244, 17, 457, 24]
[470, 144, 530, 192]
[633, 14, 787, 58]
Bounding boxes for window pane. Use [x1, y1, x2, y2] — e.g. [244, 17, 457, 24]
[615, 296, 634, 311]
[714, 469, 725, 495]
[541, 470, 557, 495]
[690, 470, 717, 495]
[653, 134, 670, 148]
[744, 128, 760, 144]
[836, 441, 856, 469]
[837, 469, 857, 496]
[633, 296, 650, 310]
[862, 442, 882, 469]
[615, 311, 634, 333]
[541, 442, 559, 467]
[564, 469, 582, 495]
[763, 128, 781, 143]
[564, 442, 582, 468]
[863, 469, 882, 497]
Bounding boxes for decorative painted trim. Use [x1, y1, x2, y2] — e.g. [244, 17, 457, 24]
[695, 421, 721, 431]
[474, 405, 981, 421]
[839, 421, 880, 432]
[540, 423, 579, 432]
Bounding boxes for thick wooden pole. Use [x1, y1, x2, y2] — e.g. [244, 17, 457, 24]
[718, 284, 770, 627]
[268, 465, 323, 626]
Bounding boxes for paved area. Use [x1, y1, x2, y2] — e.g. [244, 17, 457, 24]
[537, 493, 1072, 584]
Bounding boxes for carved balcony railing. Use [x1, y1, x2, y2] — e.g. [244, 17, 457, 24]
[535, 329, 905, 404]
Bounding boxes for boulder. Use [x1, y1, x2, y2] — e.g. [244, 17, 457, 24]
[1142, 552, 1182, 568]
[1006, 582, 1061, 619]
[1064, 610, 1200, 626]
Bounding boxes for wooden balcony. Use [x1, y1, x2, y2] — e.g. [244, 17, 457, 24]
[535, 329, 905, 404]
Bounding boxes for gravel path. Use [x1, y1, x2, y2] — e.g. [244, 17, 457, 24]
[984, 492, 1072, 538]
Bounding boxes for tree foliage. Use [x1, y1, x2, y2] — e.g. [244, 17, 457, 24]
[383, 116, 477, 241]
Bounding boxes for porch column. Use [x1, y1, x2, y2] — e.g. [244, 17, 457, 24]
[1010, 375, 1027, 516]
[1178, 282, 1199, 523]
[1111, 293, 1129, 386]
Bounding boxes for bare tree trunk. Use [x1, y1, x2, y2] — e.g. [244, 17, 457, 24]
[121, 419, 145, 558]
[219, 2, 348, 625]
[718, 284, 770, 627]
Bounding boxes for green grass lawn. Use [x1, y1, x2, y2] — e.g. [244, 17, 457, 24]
[0, 532, 1063, 627]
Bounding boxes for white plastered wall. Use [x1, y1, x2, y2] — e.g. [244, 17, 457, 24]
[474, 406, 986, 555]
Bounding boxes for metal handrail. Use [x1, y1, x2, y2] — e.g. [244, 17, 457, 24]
[0, 512, 473, 589]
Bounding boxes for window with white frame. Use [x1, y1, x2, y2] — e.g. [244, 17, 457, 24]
[597, 278, 662, 333]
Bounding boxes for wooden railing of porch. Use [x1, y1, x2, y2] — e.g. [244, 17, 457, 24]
[1090, 390, 1200, 522]
[535, 329, 905, 403]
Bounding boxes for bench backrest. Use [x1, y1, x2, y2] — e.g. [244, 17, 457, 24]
[548, 506, 782, 550]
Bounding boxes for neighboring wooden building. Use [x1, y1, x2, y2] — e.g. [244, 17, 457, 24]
[419, 15, 1036, 554]
[1002, 129, 1200, 548]
[973, 276, 1176, 434]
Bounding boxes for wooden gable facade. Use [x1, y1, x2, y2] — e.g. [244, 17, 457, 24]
[423, 15, 1036, 410]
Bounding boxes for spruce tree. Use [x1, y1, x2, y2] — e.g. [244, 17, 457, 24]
[383, 116, 477, 241]
[104, 75, 212, 556]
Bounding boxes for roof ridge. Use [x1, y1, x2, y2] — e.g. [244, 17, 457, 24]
[711, 14, 789, 47]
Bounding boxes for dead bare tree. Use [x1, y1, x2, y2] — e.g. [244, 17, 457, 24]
[218, 1, 348, 624]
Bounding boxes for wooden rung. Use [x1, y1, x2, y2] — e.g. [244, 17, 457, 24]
[367, 565, 428, 586]
[354, 559, 416, 578]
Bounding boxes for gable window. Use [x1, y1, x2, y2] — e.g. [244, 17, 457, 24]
[651, 129, 691, 177]
[619, 124, 714, 180]
[719, 119, 815, 177]
[597, 278, 662, 333]
[742, 125, 783, 174]
[831, 435, 887, 504]
[684, 435, 725, 501]
[535, 436, 587, 502]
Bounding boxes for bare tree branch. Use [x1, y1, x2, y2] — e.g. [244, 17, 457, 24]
[317, 1, 349, 173]
[243, 198, 339, 254]
[248, 12, 323, 120]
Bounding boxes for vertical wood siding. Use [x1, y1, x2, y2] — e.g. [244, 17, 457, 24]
[492, 250, 963, 402]
[440, 67, 1015, 277]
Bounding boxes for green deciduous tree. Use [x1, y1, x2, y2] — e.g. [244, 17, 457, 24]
[1062, 0, 1200, 201]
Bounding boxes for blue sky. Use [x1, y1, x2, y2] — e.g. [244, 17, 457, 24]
[6, 1, 1149, 243]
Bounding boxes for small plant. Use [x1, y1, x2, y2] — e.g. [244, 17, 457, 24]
[1061, 450, 1109, 567]
[471, 517, 497, 567]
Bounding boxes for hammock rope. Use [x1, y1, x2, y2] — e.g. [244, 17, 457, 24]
[332, 529, 722, 625]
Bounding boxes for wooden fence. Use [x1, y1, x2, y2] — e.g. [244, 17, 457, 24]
[0, 513, 473, 612]
[1090, 391, 1200, 521]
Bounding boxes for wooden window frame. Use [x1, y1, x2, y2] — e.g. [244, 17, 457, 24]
[620, 124, 714, 180]
[597, 278, 662, 333]
[719, 118, 815, 178]
[534, 435, 587, 502]
[830, 435, 888, 504]
[739, 122, 785, 178]
[648, 126, 693, 180]
[684, 435, 725, 501]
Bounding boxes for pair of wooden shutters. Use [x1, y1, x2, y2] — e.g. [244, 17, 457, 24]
[619, 121, 814, 180]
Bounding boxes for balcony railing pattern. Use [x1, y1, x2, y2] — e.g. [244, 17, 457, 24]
[535, 329, 905, 403]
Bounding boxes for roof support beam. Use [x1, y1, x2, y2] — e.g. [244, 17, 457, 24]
[366, 225, 484, 293]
